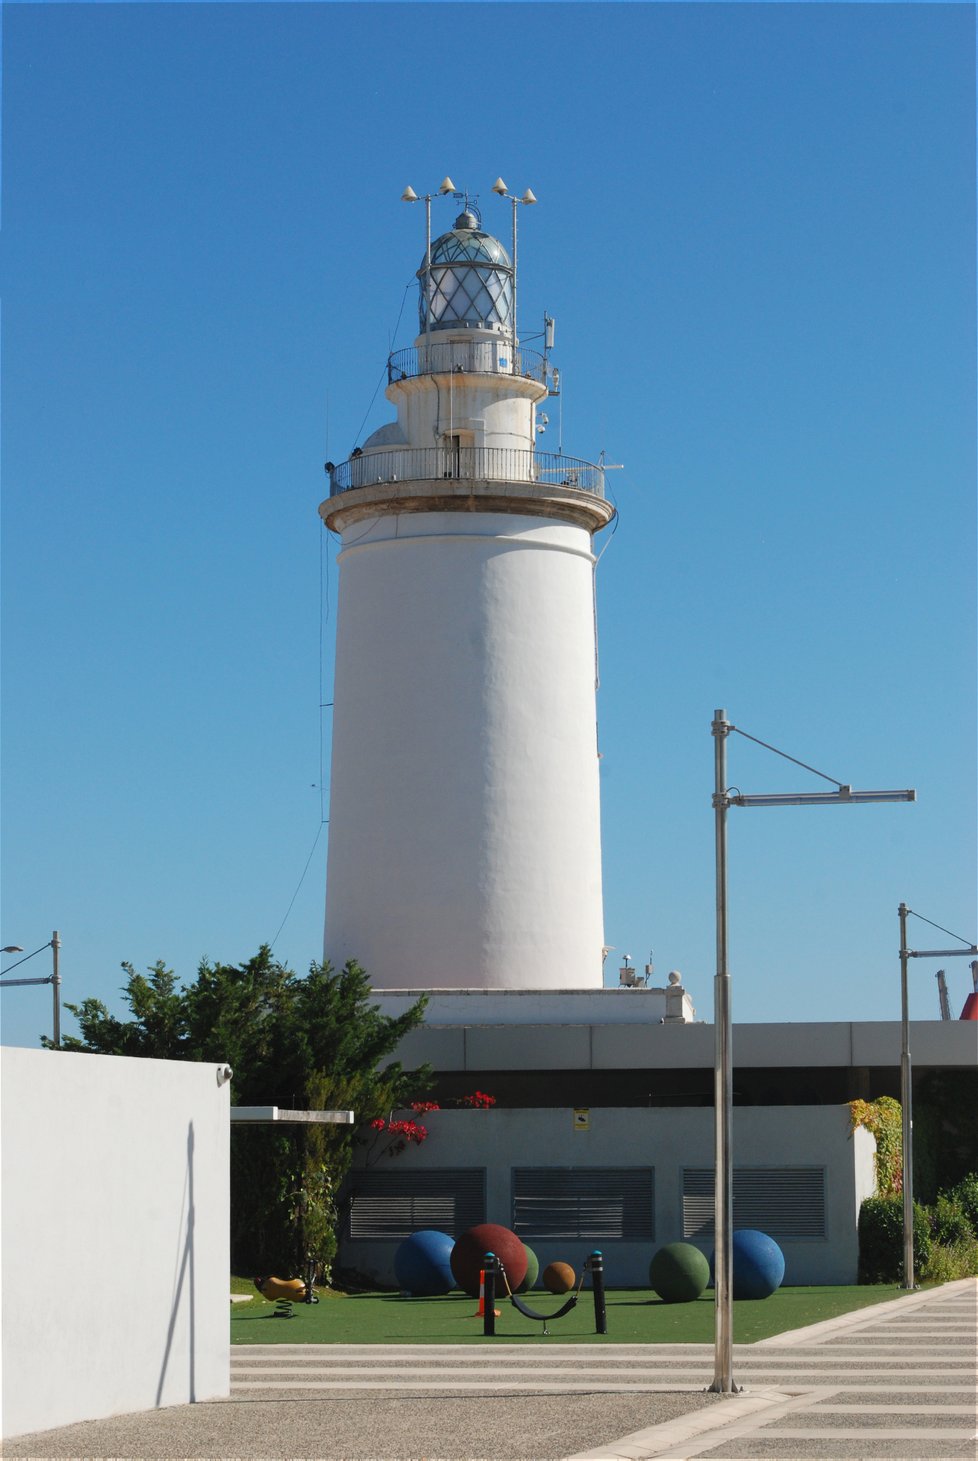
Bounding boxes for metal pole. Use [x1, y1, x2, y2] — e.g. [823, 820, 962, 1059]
[424, 195, 432, 354]
[483, 1253, 496, 1337]
[710, 709, 738, 1393]
[51, 930, 61, 1049]
[590, 1250, 607, 1334]
[511, 196, 518, 375]
[898, 902, 915, 1290]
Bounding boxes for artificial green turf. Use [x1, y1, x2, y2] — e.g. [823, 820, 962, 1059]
[231, 1283, 904, 1345]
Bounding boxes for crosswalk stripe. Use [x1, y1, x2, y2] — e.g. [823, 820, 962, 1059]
[231, 1280, 977, 1460]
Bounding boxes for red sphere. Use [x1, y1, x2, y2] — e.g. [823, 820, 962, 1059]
[450, 1224, 528, 1297]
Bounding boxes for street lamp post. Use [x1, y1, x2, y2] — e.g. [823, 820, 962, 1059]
[0, 931, 62, 1047]
[897, 904, 977, 1290]
[710, 711, 915, 1394]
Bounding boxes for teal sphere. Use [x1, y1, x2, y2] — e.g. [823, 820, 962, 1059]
[649, 1242, 710, 1303]
[516, 1244, 539, 1293]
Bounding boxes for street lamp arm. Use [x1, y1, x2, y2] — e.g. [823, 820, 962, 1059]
[728, 789, 915, 808]
[0, 931, 61, 1047]
[907, 946, 978, 959]
[904, 906, 977, 948]
[0, 940, 55, 975]
[728, 724, 846, 788]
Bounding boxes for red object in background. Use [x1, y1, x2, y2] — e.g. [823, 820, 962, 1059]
[450, 1223, 527, 1296]
[959, 992, 978, 1020]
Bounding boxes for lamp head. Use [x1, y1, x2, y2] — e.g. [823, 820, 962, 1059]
[400, 185, 419, 203]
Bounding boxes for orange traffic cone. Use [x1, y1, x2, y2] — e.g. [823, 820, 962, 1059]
[469, 1269, 500, 1319]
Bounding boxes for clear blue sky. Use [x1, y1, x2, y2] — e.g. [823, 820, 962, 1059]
[2, 2, 975, 1048]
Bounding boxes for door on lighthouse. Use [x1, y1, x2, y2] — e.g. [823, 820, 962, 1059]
[442, 432, 475, 481]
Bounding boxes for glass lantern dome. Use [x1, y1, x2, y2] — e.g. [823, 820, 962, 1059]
[419, 211, 514, 332]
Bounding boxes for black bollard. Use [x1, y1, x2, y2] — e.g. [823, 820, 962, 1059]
[483, 1252, 497, 1337]
[590, 1250, 607, 1334]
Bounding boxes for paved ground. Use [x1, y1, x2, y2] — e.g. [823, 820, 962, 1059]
[5, 1279, 975, 1460]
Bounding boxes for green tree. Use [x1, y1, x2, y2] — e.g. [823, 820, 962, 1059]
[55, 960, 188, 1058]
[53, 949, 430, 1281]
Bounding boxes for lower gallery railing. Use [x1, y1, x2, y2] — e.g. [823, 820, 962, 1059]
[328, 446, 604, 497]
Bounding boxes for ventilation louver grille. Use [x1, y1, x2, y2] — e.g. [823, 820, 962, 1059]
[682, 1166, 827, 1240]
[348, 1168, 486, 1240]
[512, 1167, 654, 1241]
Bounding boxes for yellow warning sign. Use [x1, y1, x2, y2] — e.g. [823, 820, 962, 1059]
[573, 1108, 590, 1131]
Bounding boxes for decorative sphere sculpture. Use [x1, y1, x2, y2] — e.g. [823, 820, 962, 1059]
[516, 1244, 539, 1294]
[542, 1261, 576, 1294]
[394, 1230, 456, 1296]
[450, 1224, 527, 1297]
[710, 1230, 785, 1300]
[649, 1242, 710, 1303]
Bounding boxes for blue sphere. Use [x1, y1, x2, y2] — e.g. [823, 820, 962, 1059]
[710, 1230, 785, 1300]
[394, 1229, 456, 1296]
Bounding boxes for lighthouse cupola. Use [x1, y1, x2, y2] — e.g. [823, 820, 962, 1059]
[420, 211, 513, 334]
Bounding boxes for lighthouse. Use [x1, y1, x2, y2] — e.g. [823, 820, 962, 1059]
[320, 180, 615, 992]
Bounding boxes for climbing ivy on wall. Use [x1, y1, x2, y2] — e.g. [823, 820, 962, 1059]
[850, 1095, 903, 1197]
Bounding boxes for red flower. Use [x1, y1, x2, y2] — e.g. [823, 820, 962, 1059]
[370, 1117, 387, 1131]
[386, 1119, 429, 1145]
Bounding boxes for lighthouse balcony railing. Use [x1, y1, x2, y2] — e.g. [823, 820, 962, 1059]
[327, 446, 604, 497]
[388, 342, 547, 385]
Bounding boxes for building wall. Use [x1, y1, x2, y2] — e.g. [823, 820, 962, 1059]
[373, 986, 697, 1025]
[383, 1017, 978, 1073]
[1, 1048, 230, 1440]
[341, 1104, 873, 1288]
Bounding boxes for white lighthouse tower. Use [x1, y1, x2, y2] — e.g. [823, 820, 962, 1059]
[320, 181, 615, 992]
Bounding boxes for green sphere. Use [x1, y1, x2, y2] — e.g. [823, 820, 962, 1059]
[516, 1245, 539, 1293]
[649, 1242, 710, 1303]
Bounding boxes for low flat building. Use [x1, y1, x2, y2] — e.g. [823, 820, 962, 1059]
[337, 997, 976, 1289]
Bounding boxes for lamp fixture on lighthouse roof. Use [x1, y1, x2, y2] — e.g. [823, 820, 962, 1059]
[419, 212, 513, 333]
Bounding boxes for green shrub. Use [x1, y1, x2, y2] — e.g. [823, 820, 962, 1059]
[932, 1191, 974, 1246]
[946, 1174, 978, 1237]
[921, 1237, 978, 1284]
[858, 1195, 932, 1283]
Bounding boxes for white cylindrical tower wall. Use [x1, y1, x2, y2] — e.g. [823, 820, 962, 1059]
[324, 511, 605, 990]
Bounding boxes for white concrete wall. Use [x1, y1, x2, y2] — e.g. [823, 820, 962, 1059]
[372, 986, 697, 1025]
[325, 510, 605, 991]
[1, 1048, 230, 1440]
[384, 1018, 978, 1072]
[341, 1104, 873, 1288]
